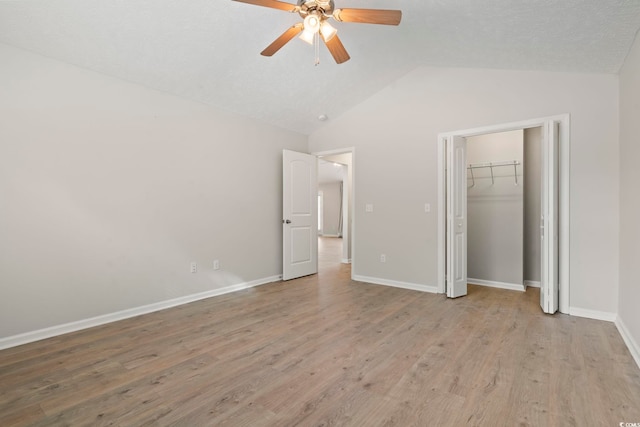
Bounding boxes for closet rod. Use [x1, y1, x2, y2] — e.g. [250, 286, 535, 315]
[467, 160, 520, 169]
[467, 160, 520, 186]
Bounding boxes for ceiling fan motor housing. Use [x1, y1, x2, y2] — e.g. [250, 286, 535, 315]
[297, 0, 335, 18]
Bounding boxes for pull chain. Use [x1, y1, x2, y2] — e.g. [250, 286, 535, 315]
[314, 32, 320, 66]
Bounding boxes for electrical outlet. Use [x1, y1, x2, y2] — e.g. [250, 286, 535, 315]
[213, 259, 220, 270]
[190, 262, 197, 273]
[365, 203, 374, 213]
[424, 203, 431, 213]
[380, 254, 386, 263]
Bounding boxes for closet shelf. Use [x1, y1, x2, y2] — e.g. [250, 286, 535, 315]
[467, 160, 520, 187]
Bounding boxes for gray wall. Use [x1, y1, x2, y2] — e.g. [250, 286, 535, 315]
[309, 66, 619, 315]
[619, 31, 640, 356]
[0, 44, 308, 339]
[466, 130, 523, 286]
[523, 127, 542, 284]
[1, 40, 633, 347]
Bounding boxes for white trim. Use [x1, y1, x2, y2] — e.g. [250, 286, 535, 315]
[353, 275, 439, 294]
[319, 233, 341, 238]
[437, 135, 446, 294]
[615, 317, 640, 370]
[467, 278, 525, 292]
[524, 280, 541, 288]
[341, 258, 352, 264]
[437, 114, 570, 313]
[440, 115, 566, 138]
[0, 275, 281, 351]
[569, 307, 617, 322]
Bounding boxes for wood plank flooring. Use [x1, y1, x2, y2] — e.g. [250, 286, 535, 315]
[1, 238, 640, 426]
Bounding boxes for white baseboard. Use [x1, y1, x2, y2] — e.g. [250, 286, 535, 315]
[524, 280, 541, 288]
[319, 234, 341, 238]
[0, 275, 282, 351]
[615, 316, 640, 370]
[352, 275, 438, 294]
[341, 258, 351, 264]
[568, 306, 617, 322]
[467, 278, 525, 292]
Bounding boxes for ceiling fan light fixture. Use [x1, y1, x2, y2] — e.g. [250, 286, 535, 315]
[299, 13, 321, 44]
[299, 28, 316, 44]
[303, 14, 320, 33]
[320, 21, 337, 42]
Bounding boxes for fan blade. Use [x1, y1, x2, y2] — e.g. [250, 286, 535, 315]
[322, 34, 350, 64]
[333, 8, 402, 25]
[261, 24, 304, 56]
[232, 0, 297, 12]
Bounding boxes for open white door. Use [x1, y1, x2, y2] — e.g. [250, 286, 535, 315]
[540, 122, 559, 313]
[447, 136, 468, 298]
[283, 150, 318, 281]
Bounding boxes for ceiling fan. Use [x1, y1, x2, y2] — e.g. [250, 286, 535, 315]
[232, 0, 402, 64]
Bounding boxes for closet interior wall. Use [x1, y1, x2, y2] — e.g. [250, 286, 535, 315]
[467, 130, 524, 289]
[523, 127, 542, 287]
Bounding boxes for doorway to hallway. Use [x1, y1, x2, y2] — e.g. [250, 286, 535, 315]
[318, 236, 346, 274]
[316, 149, 354, 273]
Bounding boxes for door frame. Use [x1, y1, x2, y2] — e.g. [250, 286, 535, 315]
[436, 114, 570, 314]
[312, 147, 356, 280]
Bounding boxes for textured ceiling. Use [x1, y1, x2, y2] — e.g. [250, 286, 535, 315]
[1, 0, 640, 134]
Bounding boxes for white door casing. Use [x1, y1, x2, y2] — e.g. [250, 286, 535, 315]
[312, 147, 356, 274]
[447, 136, 468, 298]
[540, 122, 559, 313]
[438, 114, 569, 313]
[283, 150, 318, 281]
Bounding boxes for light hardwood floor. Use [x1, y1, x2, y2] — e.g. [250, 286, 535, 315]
[1, 239, 640, 426]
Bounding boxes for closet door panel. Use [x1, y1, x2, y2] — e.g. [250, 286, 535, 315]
[447, 136, 467, 298]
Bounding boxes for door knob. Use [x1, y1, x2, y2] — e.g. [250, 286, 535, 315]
[283, 219, 291, 224]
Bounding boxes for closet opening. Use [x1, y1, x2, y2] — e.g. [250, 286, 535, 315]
[465, 128, 541, 293]
[437, 115, 570, 314]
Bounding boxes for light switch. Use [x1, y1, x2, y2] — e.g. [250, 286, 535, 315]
[365, 204, 374, 213]
[424, 203, 431, 213]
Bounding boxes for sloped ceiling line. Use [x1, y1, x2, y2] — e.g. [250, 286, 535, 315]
[1, 0, 639, 134]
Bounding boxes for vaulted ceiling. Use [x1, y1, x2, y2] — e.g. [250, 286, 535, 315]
[1, 0, 639, 134]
